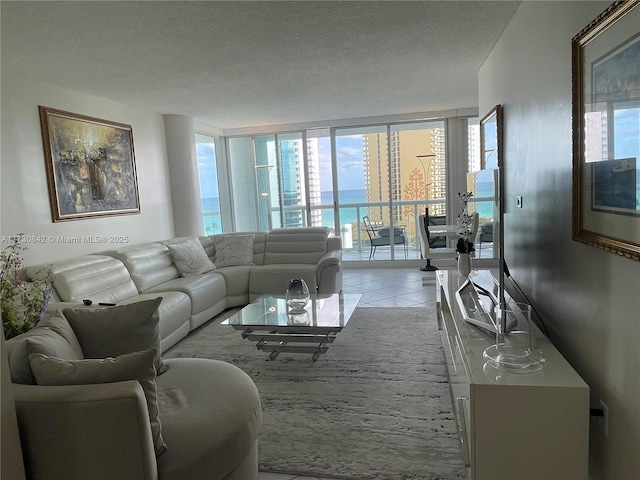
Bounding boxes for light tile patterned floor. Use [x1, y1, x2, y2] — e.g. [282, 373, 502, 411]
[343, 266, 438, 308]
[257, 266, 439, 480]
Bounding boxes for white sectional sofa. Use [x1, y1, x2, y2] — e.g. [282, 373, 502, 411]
[26, 227, 342, 352]
[8, 226, 341, 480]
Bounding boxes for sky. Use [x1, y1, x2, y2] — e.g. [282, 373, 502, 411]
[198, 134, 367, 200]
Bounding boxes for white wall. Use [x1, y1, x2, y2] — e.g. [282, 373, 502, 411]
[0, 74, 175, 265]
[164, 114, 203, 237]
[479, 2, 640, 479]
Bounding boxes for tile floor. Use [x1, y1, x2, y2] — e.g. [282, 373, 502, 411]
[257, 265, 441, 480]
[342, 266, 438, 308]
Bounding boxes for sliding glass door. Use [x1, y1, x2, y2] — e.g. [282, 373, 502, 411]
[389, 121, 446, 252]
[335, 126, 394, 257]
[226, 118, 463, 261]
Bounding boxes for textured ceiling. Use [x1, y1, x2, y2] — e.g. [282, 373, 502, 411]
[2, 1, 521, 131]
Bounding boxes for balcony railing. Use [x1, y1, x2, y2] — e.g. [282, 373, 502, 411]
[202, 195, 495, 259]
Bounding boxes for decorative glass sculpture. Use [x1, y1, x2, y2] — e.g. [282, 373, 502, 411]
[483, 301, 545, 373]
[286, 278, 310, 313]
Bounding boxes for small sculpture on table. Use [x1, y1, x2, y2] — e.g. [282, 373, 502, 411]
[286, 278, 310, 313]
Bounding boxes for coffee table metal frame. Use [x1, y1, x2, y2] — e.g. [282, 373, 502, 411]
[223, 293, 361, 361]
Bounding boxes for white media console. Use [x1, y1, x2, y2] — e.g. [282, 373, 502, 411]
[436, 269, 589, 480]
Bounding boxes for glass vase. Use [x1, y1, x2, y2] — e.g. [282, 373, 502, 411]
[286, 278, 310, 313]
[457, 252, 472, 276]
[483, 301, 545, 373]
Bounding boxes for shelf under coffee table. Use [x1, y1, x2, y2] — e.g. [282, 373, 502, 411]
[222, 293, 361, 361]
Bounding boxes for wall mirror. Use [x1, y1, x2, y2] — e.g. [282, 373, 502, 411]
[572, 0, 640, 261]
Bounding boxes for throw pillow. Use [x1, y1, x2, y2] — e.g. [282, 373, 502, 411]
[63, 297, 167, 375]
[213, 234, 255, 267]
[167, 237, 216, 277]
[5, 311, 84, 385]
[29, 348, 166, 456]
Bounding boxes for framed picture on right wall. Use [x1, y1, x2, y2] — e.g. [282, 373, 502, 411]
[572, 0, 640, 261]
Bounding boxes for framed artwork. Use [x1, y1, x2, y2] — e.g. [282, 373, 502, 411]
[572, 0, 640, 261]
[39, 106, 140, 222]
[480, 104, 502, 171]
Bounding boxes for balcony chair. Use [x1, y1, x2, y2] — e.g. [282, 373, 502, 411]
[417, 213, 457, 271]
[477, 221, 494, 255]
[362, 215, 407, 260]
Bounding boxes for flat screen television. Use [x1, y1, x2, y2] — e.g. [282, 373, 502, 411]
[455, 104, 548, 339]
[454, 104, 510, 333]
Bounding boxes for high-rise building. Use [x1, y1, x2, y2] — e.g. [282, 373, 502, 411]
[279, 139, 304, 227]
[306, 137, 323, 227]
[363, 126, 446, 226]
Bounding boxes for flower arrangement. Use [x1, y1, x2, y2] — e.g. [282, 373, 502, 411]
[1, 234, 54, 339]
[456, 191, 475, 254]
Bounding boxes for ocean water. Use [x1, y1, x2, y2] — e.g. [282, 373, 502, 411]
[331, 189, 367, 226]
[202, 197, 222, 234]
[472, 181, 495, 220]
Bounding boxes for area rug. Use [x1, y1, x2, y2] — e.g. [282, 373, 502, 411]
[163, 307, 466, 480]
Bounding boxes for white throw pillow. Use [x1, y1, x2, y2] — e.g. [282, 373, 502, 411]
[213, 234, 255, 267]
[63, 298, 167, 375]
[167, 237, 216, 277]
[29, 348, 166, 456]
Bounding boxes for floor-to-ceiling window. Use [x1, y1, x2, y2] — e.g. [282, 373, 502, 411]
[224, 115, 479, 261]
[335, 126, 389, 256]
[389, 121, 446, 255]
[195, 133, 224, 234]
[253, 133, 307, 229]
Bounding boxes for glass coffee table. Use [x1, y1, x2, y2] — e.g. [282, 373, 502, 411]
[222, 293, 361, 361]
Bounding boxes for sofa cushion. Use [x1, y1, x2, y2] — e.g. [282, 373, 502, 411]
[106, 244, 181, 292]
[146, 273, 226, 317]
[214, 265, 252, 307]
[63, 298, 167, 375]
[25, 312, 84, 359]
[26, 255, 140, 304]
[249, 264, 318, 300]
[156, 358, 261, 479]
[5, 311, 85, 385]
[377, 225, 404, 237]
[166, 238, 217, 277]
[263, 227, 330, 265]
[213, 234, 255, 267]
[29, 348, 166, 456]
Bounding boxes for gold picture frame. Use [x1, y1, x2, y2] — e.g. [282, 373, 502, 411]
[39, 106, 140, 222]
[571, 1, 640, 261]
[480, 104, 502, 171]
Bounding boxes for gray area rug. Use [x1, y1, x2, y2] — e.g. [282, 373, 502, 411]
[164, 307, 466, 480]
